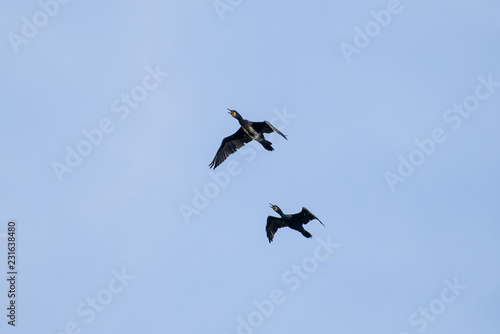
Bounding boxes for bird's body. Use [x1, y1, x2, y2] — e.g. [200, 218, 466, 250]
[209, 109, 287, 169]
[266, 204, 325, 243]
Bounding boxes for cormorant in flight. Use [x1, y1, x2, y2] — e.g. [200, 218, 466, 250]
[266, 204, 325, 243]
[209, 109, 287, 169]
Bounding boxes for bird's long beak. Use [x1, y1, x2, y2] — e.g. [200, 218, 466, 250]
[269, 203, 274, 207]
[317, 218, 326, 228]
[227, 108, 232, 114]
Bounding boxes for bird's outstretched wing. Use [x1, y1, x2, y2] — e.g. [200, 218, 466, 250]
[266, 216, 287, 243]
[252, 121, 288, 140]
[209, 128, 252, 169]
[292, 207, 325, 227]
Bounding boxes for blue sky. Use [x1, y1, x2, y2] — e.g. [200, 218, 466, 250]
[1, 1, 499, 333]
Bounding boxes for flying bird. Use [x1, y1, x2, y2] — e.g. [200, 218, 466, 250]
[209, 109, 287, 169]
[266, 204, 325, 243]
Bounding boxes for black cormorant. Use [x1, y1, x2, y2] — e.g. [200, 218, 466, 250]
[266, 204, 325, 243]
[209, 109, 287, 169]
